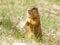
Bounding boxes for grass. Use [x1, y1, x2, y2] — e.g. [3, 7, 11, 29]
[48, 0, 60, 5]
[0, 0, 60, 45]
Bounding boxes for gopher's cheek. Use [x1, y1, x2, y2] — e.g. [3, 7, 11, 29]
[31, 20, 36, 25]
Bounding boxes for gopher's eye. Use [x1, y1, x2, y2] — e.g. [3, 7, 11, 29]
[32, 8, 37, 10]
[32, 8, 36, 10]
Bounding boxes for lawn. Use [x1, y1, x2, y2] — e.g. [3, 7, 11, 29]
[0, 0, 60, 45]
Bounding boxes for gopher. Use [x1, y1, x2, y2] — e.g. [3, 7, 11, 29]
[22, 7, 42, 38]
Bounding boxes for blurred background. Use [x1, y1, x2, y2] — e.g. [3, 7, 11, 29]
[0, 0, 60, 45]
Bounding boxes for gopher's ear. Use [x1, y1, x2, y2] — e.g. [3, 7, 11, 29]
[32, 7, 38, 11]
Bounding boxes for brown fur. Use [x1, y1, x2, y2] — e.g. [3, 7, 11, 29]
[24, 7, 42, 38]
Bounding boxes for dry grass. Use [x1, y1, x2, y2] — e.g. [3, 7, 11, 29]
[0, 0, 60, 45]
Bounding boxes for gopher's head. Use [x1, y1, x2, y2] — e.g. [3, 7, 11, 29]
[27, 7, 39, 18]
